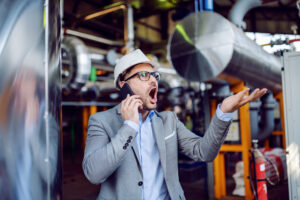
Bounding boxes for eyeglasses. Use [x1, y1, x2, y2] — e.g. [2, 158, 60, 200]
[124, 71, 161, 82]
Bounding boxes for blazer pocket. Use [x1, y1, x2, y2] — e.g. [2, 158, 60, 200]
[165, 131, 175, 141]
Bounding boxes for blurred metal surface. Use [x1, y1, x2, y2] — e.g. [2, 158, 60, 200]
[0, 0, 62, 199]
[168, 11, 282, 92]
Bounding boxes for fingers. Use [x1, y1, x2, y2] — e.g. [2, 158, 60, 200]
[122, 95, 141, 107]
[248, 88, 267, 101]
[240, 88, 268, 105]
[121, 94, 142, 112]
[237, 88, 250, 97]
[120, 95, 143, 123]
[133, 99, 143, 111]
[221, 87, 268, 113]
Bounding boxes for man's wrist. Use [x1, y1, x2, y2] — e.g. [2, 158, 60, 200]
[216, 104, 233, 122]
[124, 120, 139, 132]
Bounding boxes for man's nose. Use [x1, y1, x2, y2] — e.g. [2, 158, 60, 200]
[148, 75, 158, 87]
[148, 74, 157, 85]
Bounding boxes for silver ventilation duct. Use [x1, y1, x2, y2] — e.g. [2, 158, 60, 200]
[62, 36, 91, 90]
[168, 11, 282, 92]
[61, 36, 120, 91]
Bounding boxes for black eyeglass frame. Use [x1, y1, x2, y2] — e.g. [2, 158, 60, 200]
[123, 71, 161, 82]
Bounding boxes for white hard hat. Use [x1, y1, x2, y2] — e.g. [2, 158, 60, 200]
[114, 49, 158, 89]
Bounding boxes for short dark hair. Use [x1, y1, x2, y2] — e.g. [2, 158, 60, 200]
[117, 65, 135, 89]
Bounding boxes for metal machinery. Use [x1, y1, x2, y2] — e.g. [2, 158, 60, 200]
[168, 12, 282, 92]
[0, 0, 62, 199]
[61, 35, 119, 93]
[168, 11, 285, 199]
[61, 35, 122, 151]
[61, 4, 185, 151]
[61, 34, 185, 150]
[282, 51, 300, 200]
[61, 4, 135, 151]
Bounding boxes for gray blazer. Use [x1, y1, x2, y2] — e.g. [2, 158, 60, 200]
[82, 104, 231, 200]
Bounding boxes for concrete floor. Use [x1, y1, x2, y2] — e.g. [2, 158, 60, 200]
[63, 151, 289, 200]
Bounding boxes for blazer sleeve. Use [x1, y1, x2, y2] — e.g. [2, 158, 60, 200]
[82, 113, 138, 184]
[176, 113, 231, 162]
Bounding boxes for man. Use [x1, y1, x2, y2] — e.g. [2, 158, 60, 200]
[82, 49, 267, 200]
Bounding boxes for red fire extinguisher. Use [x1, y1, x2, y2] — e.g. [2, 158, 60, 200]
[250, 140, 268, 200]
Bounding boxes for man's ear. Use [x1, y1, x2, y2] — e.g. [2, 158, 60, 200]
[119, 81, 126, 88]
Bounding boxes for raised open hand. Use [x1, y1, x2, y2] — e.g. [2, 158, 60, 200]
[220, 88, 268, 113]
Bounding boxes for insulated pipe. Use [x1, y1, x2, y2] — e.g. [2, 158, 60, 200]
[64, 29, 124, 46]
[168, 11, 282, 93]
[229, 0, 263, 29]
[62, 36, 91, 90]
[126, 4, 134, 52]
[61, 37, 120, 91]
[229, 0, 279, 30]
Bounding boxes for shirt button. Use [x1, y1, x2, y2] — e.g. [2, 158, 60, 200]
[138, 181, 143, 186]
[125, 143, 129, 147]
[129, 136, 133, 140]
[123, 146, 126, 150]
[127, 139, 131, 143]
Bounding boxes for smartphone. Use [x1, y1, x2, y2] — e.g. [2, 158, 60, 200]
[120, 83, 134, 100]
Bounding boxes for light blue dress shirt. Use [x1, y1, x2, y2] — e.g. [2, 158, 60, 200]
[124, 104, 232, 200]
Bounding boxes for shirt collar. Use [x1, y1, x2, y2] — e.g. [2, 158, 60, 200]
[139, 110, 156, 124]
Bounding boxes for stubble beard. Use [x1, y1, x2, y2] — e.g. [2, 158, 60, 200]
[141, 101, 157, 112]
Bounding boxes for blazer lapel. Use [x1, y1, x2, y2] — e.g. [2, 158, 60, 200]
[152, 115, 167, 175]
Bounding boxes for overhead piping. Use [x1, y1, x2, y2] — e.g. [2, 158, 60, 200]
[261, 38, 300, 47]
[229, 0, 279, 30]
[195, 0, 213, 12]
[64, 29, 124, 46]
[83, 4, 134, 52]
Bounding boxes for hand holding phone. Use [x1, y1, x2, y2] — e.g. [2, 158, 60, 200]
[120, 83, 142, 123]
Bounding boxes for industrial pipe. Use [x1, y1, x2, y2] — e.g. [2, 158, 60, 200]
[64, 29, 124, 46]
[83, 4, 134, 52]
[203, 0, 214, 11]
[195, 0, 213, 12]
[250, 93, 277, 142]
[257, 93, 277, 141]
[261, 38, 300, 47]
[229, 0, 279, 30]
[62, 36, 121, 91]
[168, 11, 282, 93]
[62, 36, 91, 90]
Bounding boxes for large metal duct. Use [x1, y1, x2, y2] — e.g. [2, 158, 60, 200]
[62, 36, 91, 90]
[0, 0, 62, 199]
[61, 36, 119, 91]
[168, 11, 282, 92]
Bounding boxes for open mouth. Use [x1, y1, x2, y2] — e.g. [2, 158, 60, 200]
[149, 87, 157, 104]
